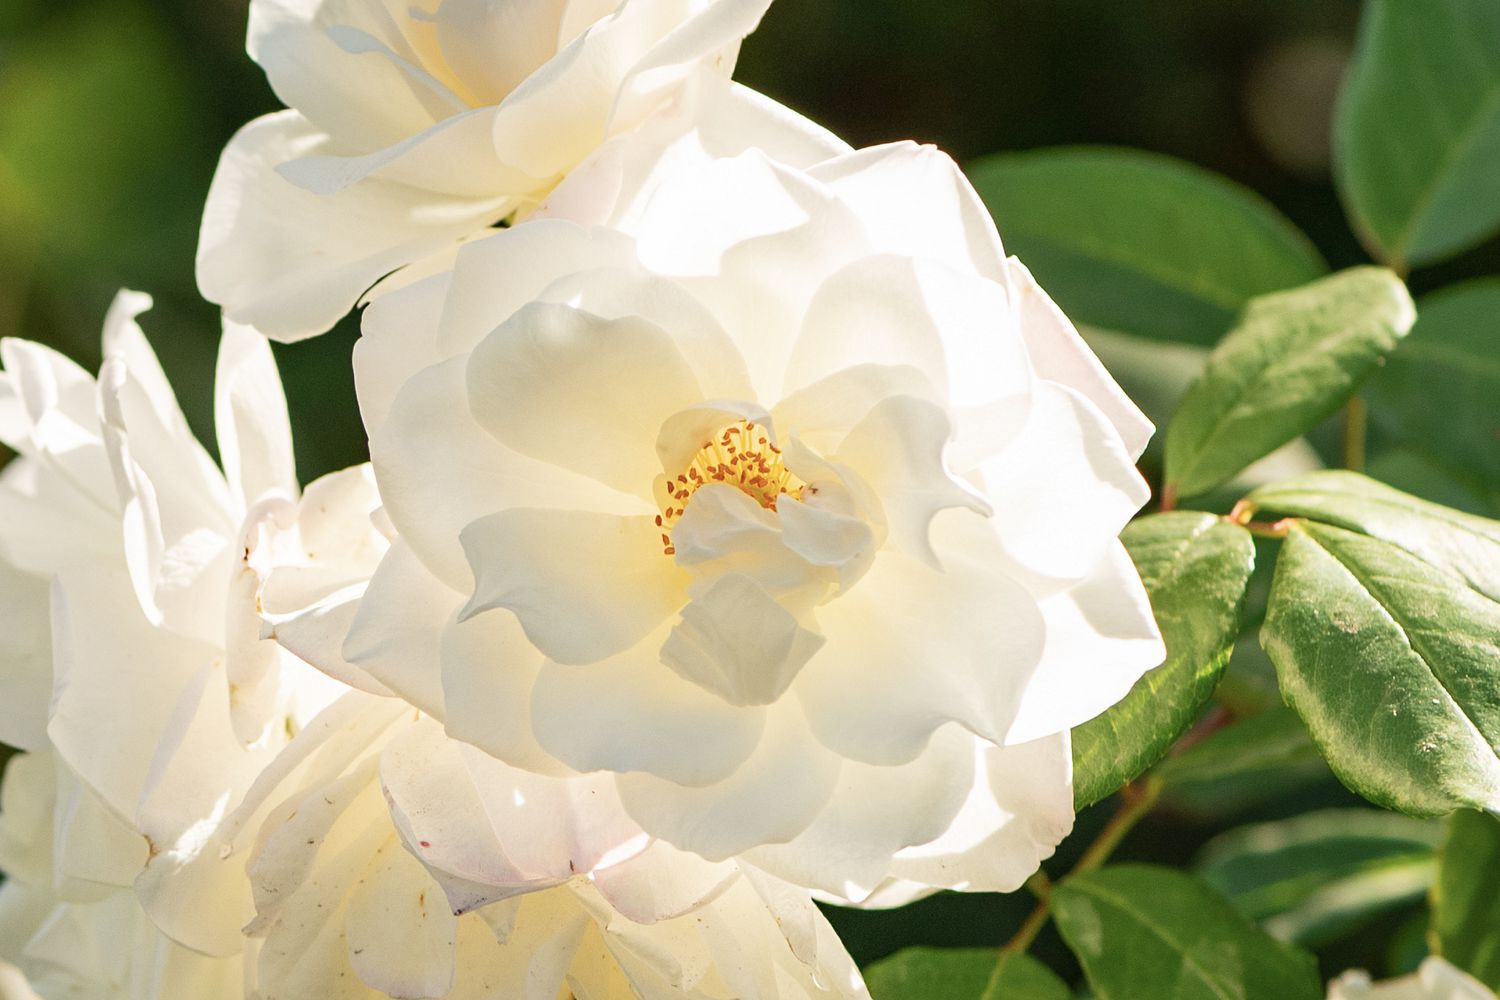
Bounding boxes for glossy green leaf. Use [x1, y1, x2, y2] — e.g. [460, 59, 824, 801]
[862, 948, 1068, 1000]
[1052, 865, 1322, 1000]
[1163, 268, 1415, 501]
[1249, 471, 1500, 607]
[1155, 707, 1332, 818]
[1367, 280, 1500, 502]
[1072, 513, 1255, 808]
[1433, 809, 1500, 988]
[1196, 809, 1441, 947]
[968, 147, 1325, 346]
[1256, 479, 1500, 816]
[1336, 0, 1500, 269]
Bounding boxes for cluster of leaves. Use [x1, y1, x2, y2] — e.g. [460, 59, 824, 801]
[865, 0, 1500, 995]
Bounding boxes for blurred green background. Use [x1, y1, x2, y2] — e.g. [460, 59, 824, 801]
[1, 0, 1495, 987]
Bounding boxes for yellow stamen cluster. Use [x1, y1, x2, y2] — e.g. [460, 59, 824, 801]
[656, 420, 805, 555]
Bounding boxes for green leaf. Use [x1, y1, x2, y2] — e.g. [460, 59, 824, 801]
[967, 147, 1325, 346]
[1155, 707, 1332, 818]
[862, 948, 1068, 1000]
[1249, 471, 1500, 607]
[1072, 513, 1255, 809]
[1195, 809, 1441, 947]
[1367, 280, 1500, 503]
[1052, 865, 1322, 1000]
[1255, 476, 1500, 816]
[1335, 0, 1500, 269]
[1433, 809, 1500, 988]
[1163, 268, 1415, 501]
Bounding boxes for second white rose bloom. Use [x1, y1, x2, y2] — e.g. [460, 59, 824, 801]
[334, 130, 1166, 903]
[197, 0, 815, 341]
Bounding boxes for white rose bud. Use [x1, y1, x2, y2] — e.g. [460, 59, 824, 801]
[336, 131, 1166, 905]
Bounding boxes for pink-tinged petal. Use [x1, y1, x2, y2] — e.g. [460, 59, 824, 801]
[466, 302, 704, 496]
[197, 112, 503, 342]
[833, 395, 991, 566]
[459, 509, 688, 666]
[1009, 258, 1154, 459]
[371, 357, 638, 590]
[887, 733, 1074, 895]
[1003, 539, 1164, 744]
[380, 723, 530, 913]
[345, 838, 459, 999]
[745, 724, 975, 902]
[794, 518, 1046, 766]
[343, 540, 458, 718]
[590, 840, 738, 925]
[659, 574, 825, 707]
[810, 142, 1009, 283]
[531, 626, 766, 786]
[439, 610, 565, 776]
[617, 701, 839, 859]
[214, 321, 297, 513]
[978, 381, 1151, 585]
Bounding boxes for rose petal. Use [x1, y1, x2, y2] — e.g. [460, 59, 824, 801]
[794, 518, 1045, 766]
[343, 540, 458, 717]
[460, 508, 687, 665]
[887, 733, 1074, 894]
[198, 111, 502, 342]
[1009, 258, 1154, 459]
[1003, 539, 1164, 745]
[833, 394, 991, 567]
[978, 380, 1151, 585]
[617, 701, 840, 859]
[530, 626, 766, 786]
[465, 302, 706, 496]
[745, 724, 976, 901]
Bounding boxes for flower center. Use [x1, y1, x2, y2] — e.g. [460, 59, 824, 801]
[656, 420, 805, 555]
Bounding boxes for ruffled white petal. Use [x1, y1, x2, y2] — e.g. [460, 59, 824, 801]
[460, 508, 688, 666]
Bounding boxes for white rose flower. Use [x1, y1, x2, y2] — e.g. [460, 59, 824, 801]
[197, 0, 847, 341]
[0, 292, 870, 999]
[230, 693, 866, 1000]
[1329, 958, 1496, 1000]
[340, 133, 1165, 904]
[0, 293, 380, 995]
[0, 750, 243, 1000]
